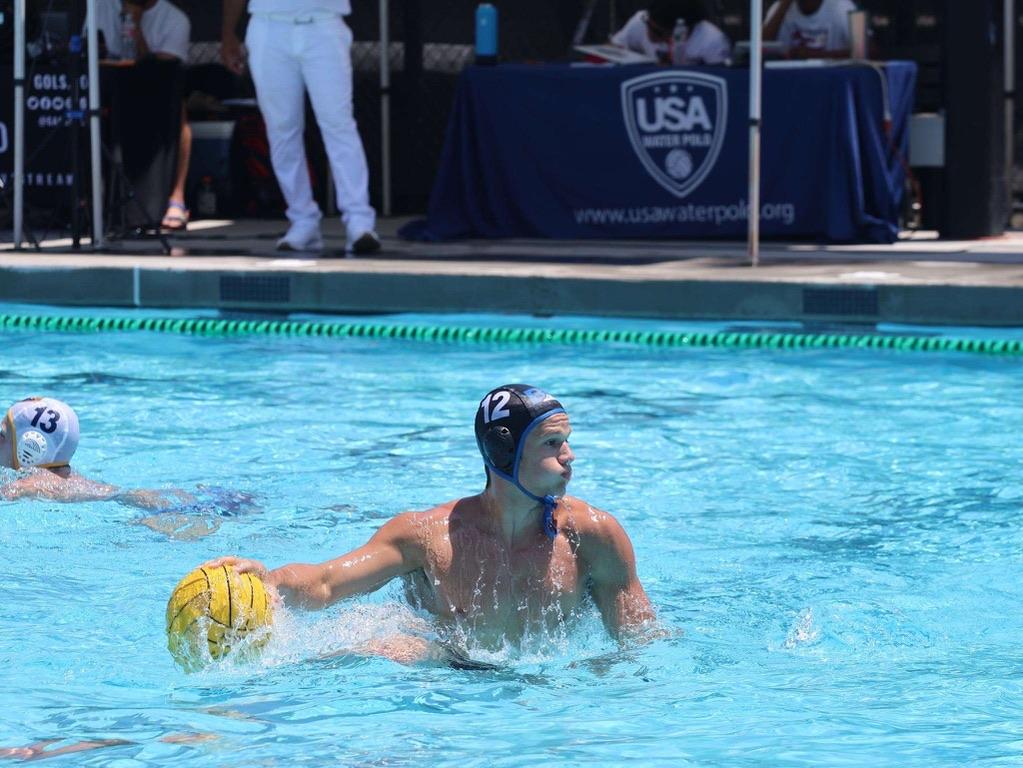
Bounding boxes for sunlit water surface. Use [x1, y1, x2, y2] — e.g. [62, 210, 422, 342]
[1, 309, 1022, 766]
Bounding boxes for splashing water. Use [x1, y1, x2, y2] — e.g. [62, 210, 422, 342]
[2, 311, 1022, 765]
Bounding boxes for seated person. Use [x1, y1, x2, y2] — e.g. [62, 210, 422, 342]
[93, 0, 192, 231]
[611, 0, 731, 65]
[0, 397, 200, 523]
[763, 0, 858, 59]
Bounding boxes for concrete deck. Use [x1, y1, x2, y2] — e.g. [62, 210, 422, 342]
[3, 217, 1023, 326]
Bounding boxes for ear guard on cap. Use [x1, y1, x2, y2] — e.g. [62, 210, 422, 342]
[4, 397, 80, 470]
[16, 430, 48, 467]
[482, 425, 516, 475]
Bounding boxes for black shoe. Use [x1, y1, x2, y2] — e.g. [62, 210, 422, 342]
[348, 231, 381, 255]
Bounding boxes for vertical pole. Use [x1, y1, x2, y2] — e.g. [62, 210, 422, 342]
[70, 28, 82, 248]
[86, 0, 104, 246]
[13, 0, 25, 249]
[379, 0, 392, 216]
[1006, 0, 1015, 216]
[748, 0, 763, 267]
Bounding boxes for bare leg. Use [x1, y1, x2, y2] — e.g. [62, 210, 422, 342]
[318, 633, 449, 666]
[158, 733, 218, 745]
[353, 635, 450, 665]
[338, 634, 496, 669]
[163, 104, 192, 231]
[136, 513, 221, 540]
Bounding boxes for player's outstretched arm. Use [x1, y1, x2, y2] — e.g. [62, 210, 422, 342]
[0, 472, 192, 510]
[0, 473, 118, 503]
[207, 512, 425, 610]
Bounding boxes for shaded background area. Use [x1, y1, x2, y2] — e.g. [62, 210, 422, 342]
[0, 0, 1012, 235]
[210, 0, 953, 216]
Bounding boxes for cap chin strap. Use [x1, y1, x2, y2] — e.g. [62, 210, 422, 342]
[1, 411, 18, 470]
[541, 496, 558, 540]
[486, 462, 558, 540]
[482, 407, 566, 540]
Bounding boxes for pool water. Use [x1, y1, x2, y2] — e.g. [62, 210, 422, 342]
[1, 309, 1022, 765]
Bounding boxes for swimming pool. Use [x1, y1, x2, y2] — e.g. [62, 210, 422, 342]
[1, 307, 1021, 765]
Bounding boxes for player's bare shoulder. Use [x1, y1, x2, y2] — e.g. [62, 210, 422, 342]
[557, 495, 614, 531]
[558, 495, 627, 540]
[557, 496, 636, 563]
[382, 498, 464, 546]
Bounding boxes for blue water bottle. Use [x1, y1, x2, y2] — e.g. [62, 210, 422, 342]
[475, 3, 498, 65]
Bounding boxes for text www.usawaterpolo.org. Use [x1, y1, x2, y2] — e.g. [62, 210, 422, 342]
[573, 201, 797, 227]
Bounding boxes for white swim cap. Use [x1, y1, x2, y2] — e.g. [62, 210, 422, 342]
[1, 397, 80, 469]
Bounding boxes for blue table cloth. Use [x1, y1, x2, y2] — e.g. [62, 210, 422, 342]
[408, 61, 916, 244]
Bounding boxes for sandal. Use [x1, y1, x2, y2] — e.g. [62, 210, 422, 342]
[161, 200, 190, 231]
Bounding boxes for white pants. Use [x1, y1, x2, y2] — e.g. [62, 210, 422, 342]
[246, 14, 375, 235]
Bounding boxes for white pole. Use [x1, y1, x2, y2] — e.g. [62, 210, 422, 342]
[13, 0, 25, 249]
[1006, 0, 1015, 217]
[86, 0, 104, 247]
[379, 0, 392, 217]
[748, 0, 763, 267]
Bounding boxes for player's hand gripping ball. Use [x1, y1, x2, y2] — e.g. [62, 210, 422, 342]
[166, 565, 272, 671]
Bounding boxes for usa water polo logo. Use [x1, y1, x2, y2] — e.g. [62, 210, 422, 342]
[621, 71, 728, 198]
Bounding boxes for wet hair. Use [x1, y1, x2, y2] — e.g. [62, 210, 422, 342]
[648, 0, 709, 31]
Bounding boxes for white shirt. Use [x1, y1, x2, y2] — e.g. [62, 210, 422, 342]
[766, 0, 857, 52]
[94, 0, 190, 60]
[611, 11, 730, 65]
[611, 11, 669, 61]
[249, 0, 351, 16]
[675, 20, 731, 65]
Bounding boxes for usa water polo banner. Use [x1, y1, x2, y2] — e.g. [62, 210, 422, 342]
[412, 62, 916, 243]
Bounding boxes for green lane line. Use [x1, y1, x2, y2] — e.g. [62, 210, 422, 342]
[0, 314, 1020, 357]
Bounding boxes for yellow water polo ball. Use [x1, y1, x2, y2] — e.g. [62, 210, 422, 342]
[166, 565, 273, 671]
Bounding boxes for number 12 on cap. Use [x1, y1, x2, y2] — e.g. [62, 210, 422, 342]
[480, 391, 511, 423]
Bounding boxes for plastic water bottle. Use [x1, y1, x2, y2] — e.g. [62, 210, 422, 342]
[475, 4, 498, 65]
[120, 12, 137, 61]
[197, 177, 217, 218]
[671, 19, 689, 66]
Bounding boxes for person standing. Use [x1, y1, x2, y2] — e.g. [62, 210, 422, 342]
[221, 0, 380, 254]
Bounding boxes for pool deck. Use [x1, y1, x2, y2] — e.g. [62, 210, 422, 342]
[3, 217, 1023, 326]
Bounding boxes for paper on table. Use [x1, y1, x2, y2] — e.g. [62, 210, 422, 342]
[573, 45, 657, 65]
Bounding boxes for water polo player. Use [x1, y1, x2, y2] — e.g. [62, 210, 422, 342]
[0, 397, 194, 517]
[206, 384, 656, 656]
[0, 396, 80, 473]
